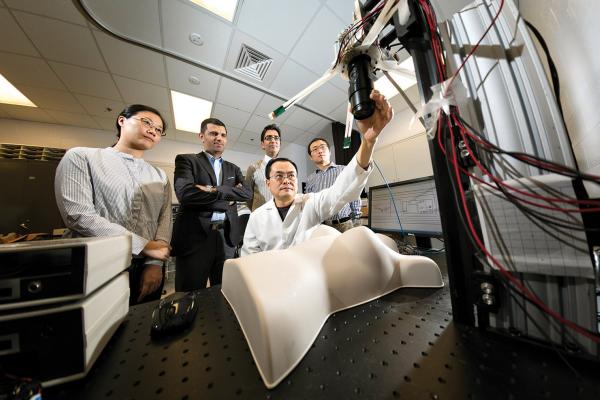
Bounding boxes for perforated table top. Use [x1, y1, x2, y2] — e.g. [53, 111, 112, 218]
[48, 258, 600, 400]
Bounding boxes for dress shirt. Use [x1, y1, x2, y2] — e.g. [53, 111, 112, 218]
[305, 163, 361, 220]
[207, 154, 226, 222]
[242, 156, 371, 255]
[55, 147, 172, 263]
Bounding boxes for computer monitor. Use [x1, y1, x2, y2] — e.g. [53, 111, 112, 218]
[368, 176, 443, 237]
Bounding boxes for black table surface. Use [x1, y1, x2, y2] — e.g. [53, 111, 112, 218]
[48, 255, 600, 400]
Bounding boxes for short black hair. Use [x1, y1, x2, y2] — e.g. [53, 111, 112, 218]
[201, 118, 227, 134]
[116, 104, 166, 138]
[307, 137, 330, 155]
[265, 157, 298, 179]
[261, 124, 281, 141]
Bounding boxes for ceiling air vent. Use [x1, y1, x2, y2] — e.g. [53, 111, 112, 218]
[234, 44, 273, 81]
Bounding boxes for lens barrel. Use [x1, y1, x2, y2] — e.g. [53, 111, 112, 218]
[348, 54, 375, 120]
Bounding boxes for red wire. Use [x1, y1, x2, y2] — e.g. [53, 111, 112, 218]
[453, 117, 600, 211]
[444, 0, 506, 96]
[445, 117, 600, 343]
[424, 0, 599, 341]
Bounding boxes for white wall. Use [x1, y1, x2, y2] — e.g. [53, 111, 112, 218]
[0, 118, 309, 202]
[367, 90, 431, 189]
[520, 0, 600, 180]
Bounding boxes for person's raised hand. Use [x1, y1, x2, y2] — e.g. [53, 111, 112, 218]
[355, 90, 393, 144]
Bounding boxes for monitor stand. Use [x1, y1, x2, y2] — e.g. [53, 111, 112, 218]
[415, 236, 432, 249]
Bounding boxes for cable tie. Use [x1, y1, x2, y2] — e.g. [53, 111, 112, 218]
[411, 77, 468, 139]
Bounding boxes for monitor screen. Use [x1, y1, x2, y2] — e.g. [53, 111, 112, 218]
[368, 176, 443, 236]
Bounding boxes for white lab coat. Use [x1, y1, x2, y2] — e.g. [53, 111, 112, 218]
[241, 156, 371, 255]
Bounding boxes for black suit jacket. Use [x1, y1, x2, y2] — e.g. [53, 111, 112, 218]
[171, 152, 251, 256]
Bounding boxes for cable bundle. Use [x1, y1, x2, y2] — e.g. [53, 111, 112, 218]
[415, 0, 600, 344]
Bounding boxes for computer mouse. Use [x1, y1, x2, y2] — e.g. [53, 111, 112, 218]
[150, 291, 198, 338]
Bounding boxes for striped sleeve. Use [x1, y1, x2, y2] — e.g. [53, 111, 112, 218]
[54, 149, 148, 253]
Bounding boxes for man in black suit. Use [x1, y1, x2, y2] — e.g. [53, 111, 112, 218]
[172, 118, 251, 291]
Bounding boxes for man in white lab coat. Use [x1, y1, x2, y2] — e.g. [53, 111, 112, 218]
[241, 90, 392, 255]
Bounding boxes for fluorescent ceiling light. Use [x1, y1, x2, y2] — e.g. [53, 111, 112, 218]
[171, 90, 213, 133]
[189, 0, 238, 21]
[0, 74, 36, 107]
[374, 57, 416, 99]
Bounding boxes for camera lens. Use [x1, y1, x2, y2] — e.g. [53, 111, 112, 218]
[348, 54, 375, 120]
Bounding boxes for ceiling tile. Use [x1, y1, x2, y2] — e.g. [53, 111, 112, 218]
[0, 52, 65, 89]
[307, 119, 332, 136]
[83, 0, 162, 47]
[165, 58, 220, 102]
[0, 9, 38, 56]
[93, 115, 118, 132]
[323, 0, 355, 23]
[113, 76, 170, 111]
[279, 124, 304, 142]
[329, 102, 348, 123]
[253, 94, 290, 123]
[174, 131, 202, 145]
[237, 130, 261, 146]
[289, 7, 345, 75]
[94, 30, 167, 86]
[50, 62, 121, 99]
[270, 59, 319, 99]
[161, 0, 233, 70]
[14, 11, 106, 70]
[330, 74, 348, 91]
[74, 94, 126, 118]
[212, 103, 251, 130]
[225, 126, 242, 143]
[283, 107, 325, 131]
[4, 0, 88, 25]
[216, 78, 264, 113]
[303, 82, 347, 114]
[18, 86, 85, 113]
[0, 105, 56, 124]
[46, 110, 101, 129]
[237, 0, 321, 55]
[244, 114, 272, 137]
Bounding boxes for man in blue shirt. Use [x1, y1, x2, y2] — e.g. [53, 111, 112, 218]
[171, 118, 251, 291]
[305, 137, 361, 232]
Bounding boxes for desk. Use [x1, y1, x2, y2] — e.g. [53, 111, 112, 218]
[48, 256, 599, 399]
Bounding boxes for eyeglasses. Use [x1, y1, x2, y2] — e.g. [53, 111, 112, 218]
[269, 172, 297, 182]
[310, 144, 328, 154]
[264, 135, 280, 142]
[131, 116, 165, 136]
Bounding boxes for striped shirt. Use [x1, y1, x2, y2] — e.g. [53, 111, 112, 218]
[305, 163, 361, 221]
[54, 147, 172, 263]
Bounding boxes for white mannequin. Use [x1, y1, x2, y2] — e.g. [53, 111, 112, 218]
[222, 226, 443, 388]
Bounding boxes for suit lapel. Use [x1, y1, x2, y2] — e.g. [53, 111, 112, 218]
[220, 161, 235, 186]
[197, 152, 218, 185]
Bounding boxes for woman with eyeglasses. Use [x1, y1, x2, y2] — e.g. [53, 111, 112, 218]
[55, 104, 172, 305]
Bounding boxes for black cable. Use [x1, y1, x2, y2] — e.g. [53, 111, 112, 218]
[456, 115, 599, 183]
[523, 20, 563, 119]
[441, 119, 600, 339]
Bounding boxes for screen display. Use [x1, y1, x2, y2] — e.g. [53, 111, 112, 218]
[369, 176, 443, 236]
